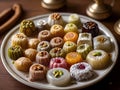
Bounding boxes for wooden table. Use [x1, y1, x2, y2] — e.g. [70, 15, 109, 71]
[0, 0, 120, 90]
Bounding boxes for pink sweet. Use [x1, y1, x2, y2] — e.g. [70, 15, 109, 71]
[49, 57, 68, 69]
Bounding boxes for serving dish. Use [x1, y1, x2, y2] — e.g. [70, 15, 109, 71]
[1, 13, 118, 90]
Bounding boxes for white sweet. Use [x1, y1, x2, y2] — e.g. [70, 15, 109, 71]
[47, 68, 71, 86]
[93, 35, 112, 52]
[77, 33, 92, 46]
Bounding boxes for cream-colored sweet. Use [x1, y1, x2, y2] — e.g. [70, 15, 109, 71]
[28, 38, 40, 49]
[11, 33, 28, 49]
[77, 33, 92, 46]
[86, 50, 110, 69]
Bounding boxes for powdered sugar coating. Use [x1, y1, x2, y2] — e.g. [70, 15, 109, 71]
[70, 62, 94, 81]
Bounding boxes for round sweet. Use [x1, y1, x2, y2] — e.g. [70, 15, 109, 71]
[86, 50, 110, 69]
[19, 20, 36, 37]
[36, 20, 50, 31]
[50, 24, 65, 37]
[11, 33, 28, 49]
[49, 57, 68, 69]
[50, 37, 64, 48]
[63, 41, 77, 54]
[14, 57, 32, 72]
[70, 62, 94, 81]
[77, 44, 92, 59]
[66, 52, 83, 66]
[36, 51, 50, 66]
[47, 68, 71, 86]
[48, 13, 65, 26]
[64, 32, 78, 43]
[38, 30, 51, 41]
[8, 45, 23, 60]
[68, 14, 82, 28]
[28, 38, 40, 49]
[24, 48, 37, 61]
[82, 21, 99, 37]
[49, 47, 66, 58]
[64, 23, 78, 33]
[29, 63, 47, 81]
[37, 41, 51, 52]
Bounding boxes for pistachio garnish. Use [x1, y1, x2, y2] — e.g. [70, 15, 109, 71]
[53, 70, 63, 78]
[93, 52, 102, 56]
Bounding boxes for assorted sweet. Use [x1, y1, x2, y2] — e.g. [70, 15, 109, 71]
[47, 68, 71, 86]
[11, 33, 28, 49]
[68, 14, 82, 28]
[8, 13, 114, 86]
[8, 45, 23, 60]
[38, 30, 51, 41]
[28, 38, 40, 49]
[82, 21, 99, 37]
[14, 57, 32, 72]
[49, 57, 68, 69]
[50, 37, 64, 48]
[70, 62, 94, 81]
[77, 33, 92, 46]
[50, 24, 64, 37]
[36, 19, 50, 31]
[93, 35, 112, 52]
[36, 51, 50, 66]
[24, 48, 37, 61]
[19, 20, 36, 37]
[66, 52, 83, 66]
[86, 50, 110, 69]
[29, 63, 47, 81]
[49, 47, 66, 58]
[48, 13, 65, 26]
[64, 32, 78, 43]
[37, 41, 51, 52]
[77, 44, 92, 59]
[63, 41, 77, 53]
[64, 23, 78, 33]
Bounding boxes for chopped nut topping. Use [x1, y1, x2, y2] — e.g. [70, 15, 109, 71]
[33, 65, 43, 71]
[51, 13, 61, 20]
[97, 37, 107, 43]
[53, 70, 63, 78]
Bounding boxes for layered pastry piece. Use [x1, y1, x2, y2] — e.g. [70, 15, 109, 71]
[82, 21, 99, 37]
[47, 68, 71, 86]
[66, 52, 83, 66]
[77, 44, 92, 59]
[38, 30, 51, 41]
[36, 19, 50, 31]
[14, 57, 32, 72]
[63, 41, 77, 54]
[36, 51, 50, 66]
[29, 63, 47, 81]
[11, 33, 28, 49]
[86, 50, 110, 69]
[70, 62, 94, 81]
[24, 48, 37, 61]
[28, 38, 40, 49]
[49, 57, 68, 69]
[47, 13, 65, 27]
[50, 37, 64, 48]
[49, 47, 66, 58]
[50, 24, 64, 37]
[37, 41, 51, 52]
[68, 14, 82, 28]
[19, 20, 36, 37]
[93, 35, 112, 52]
[64, 32, 78, 43]
[77, 33, 92, 46]
[64, 23, 78, 33]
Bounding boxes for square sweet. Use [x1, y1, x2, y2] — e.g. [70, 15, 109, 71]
[77, 33, 92, 46]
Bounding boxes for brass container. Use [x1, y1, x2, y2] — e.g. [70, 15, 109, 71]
[114, 20, 120, 35]
[41, 0, 66, 10]
[86, 0, 115, 20]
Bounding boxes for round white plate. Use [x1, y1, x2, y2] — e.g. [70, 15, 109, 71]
[1, 13, 118, 90]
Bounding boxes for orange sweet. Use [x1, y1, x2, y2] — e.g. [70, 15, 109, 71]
[64, 32, 78, 43]
[65, 52, 83, 66]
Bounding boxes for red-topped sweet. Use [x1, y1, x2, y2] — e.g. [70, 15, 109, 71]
[49, 57, 68, 69]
